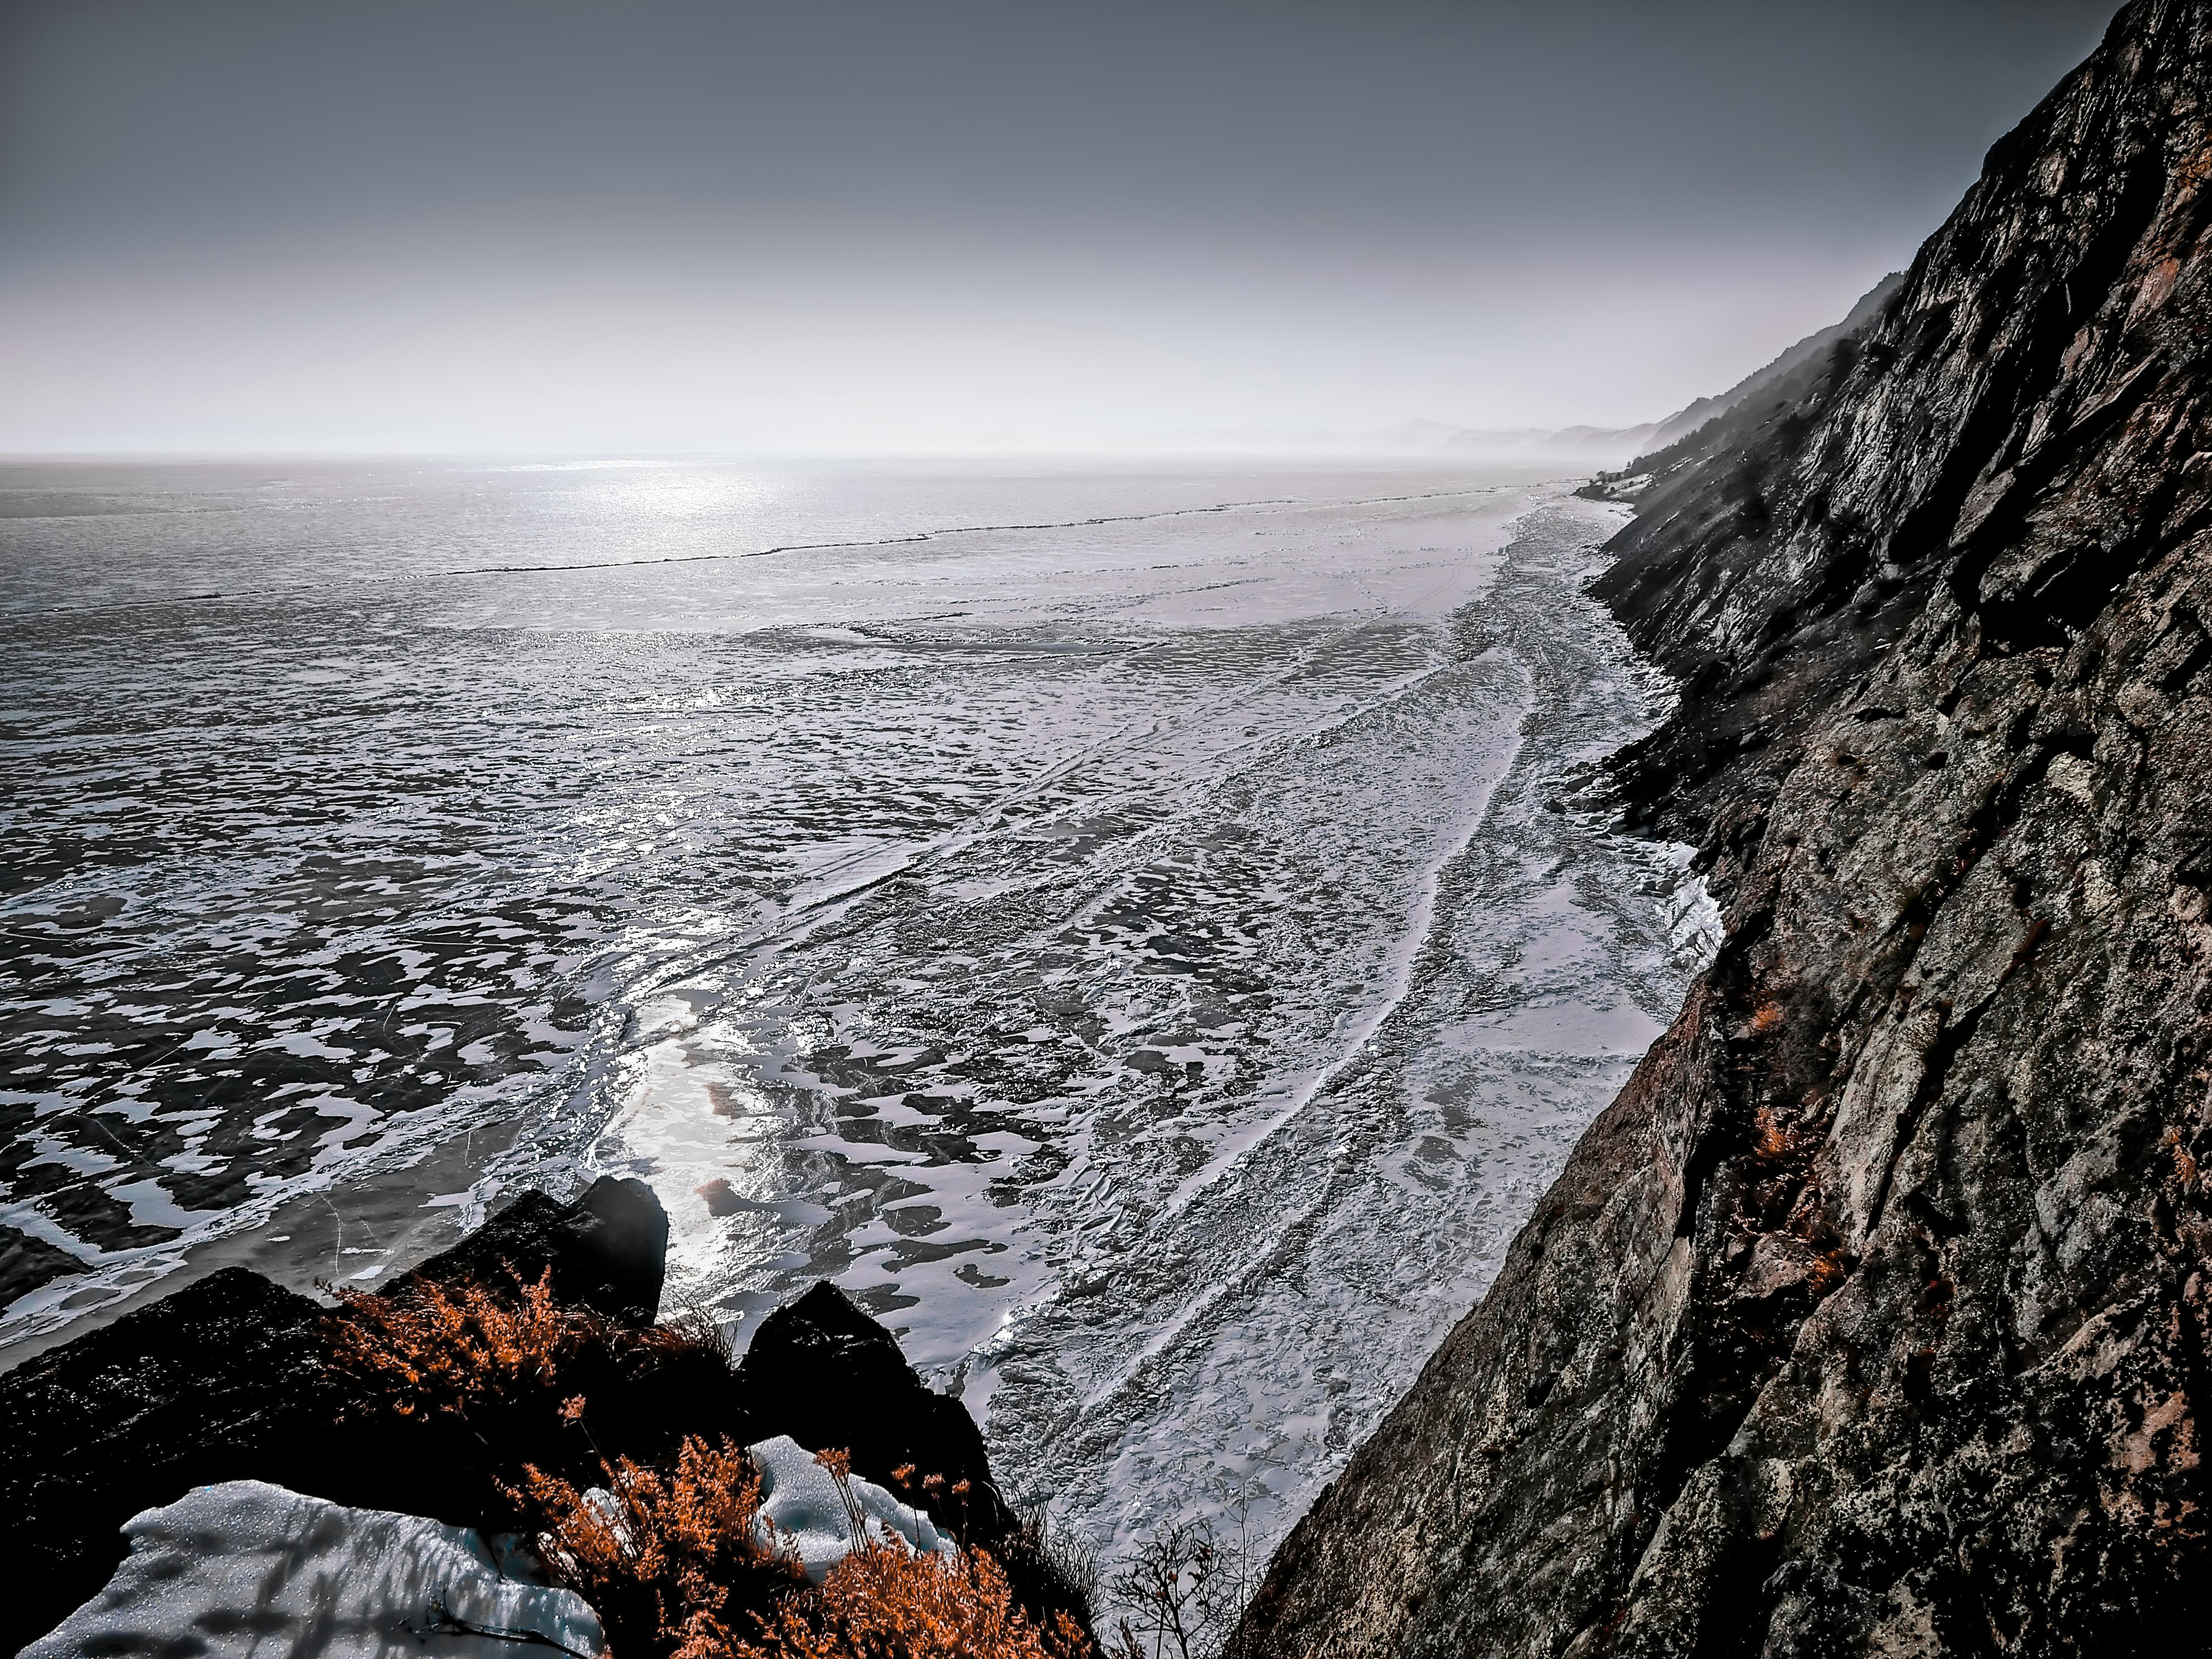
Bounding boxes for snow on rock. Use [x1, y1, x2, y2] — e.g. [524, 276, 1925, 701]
[21, 1480, 604, 1659]
[747, 1434, 955, 1584]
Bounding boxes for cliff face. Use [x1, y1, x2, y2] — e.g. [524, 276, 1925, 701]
[1238, 3, 2212, 1653]
[1631, 272, 1907, 464]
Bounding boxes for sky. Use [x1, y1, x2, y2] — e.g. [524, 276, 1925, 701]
[0, 0, 2124, 455]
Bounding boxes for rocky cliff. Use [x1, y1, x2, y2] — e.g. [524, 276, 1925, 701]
[1631, 271, 1907, 464]
[1238, 2, 2212, 1653]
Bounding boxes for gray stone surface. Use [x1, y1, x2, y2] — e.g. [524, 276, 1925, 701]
[1237, 2, 2212, 1653]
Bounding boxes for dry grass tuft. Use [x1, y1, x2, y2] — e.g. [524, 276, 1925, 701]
[735, 1542, 1093, 1659]
[329, 1270, 1095, 1659]
[514, 1441, 1093, 1659]
[326, 1264, 712, 1427]
[513, 1435, 802, 1659]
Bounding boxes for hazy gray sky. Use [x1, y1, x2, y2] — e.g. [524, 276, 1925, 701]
[0, 0, 2122, 453]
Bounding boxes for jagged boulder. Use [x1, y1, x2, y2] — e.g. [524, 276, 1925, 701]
[401, 1175, 670, 1323]
[735, 1280, 1018, 1549]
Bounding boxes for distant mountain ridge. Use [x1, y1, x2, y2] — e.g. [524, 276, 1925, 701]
[1369, 417, 1657, 461]
[1632, 271, 1905, 459]
[1380, 279, 1902, 468]
[1442, 421, 1660, 457]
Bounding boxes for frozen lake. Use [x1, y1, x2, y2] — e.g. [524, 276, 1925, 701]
[0, 457, 1713, 1558]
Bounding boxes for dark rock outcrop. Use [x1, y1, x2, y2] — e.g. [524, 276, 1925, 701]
[1239, 2, 2212, 1654]
[1, 1178, 1071, 1654]
[400, 1173, 671, 1322]
[0, 1181, 677, 1651]
[0, 1269, 368, 1654]
[736, 1281, 1018, 1548]
[730, 1282, 1088, 1632]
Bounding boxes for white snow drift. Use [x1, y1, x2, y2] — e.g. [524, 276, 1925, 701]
[746, 1434, 955, 1583]
[22, 1481, 605, 1659]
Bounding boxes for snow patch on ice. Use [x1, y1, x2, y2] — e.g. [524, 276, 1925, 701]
[21, 1480, 604, 1659]
[748, 1434, 955, 1584]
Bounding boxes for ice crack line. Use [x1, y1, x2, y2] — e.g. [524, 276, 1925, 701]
[1056, 662, 1537, 1418]
[14, 484, 1526, 618]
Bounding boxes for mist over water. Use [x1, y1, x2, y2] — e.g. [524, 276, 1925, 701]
[0, 458, 1714, 1557]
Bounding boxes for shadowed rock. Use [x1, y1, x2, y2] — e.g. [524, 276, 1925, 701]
[0, 1182, 1084, 1656]
[0, 1269, 365, 1654]
[736, 1280, 1018, 1549]
[402, 1174, 670, 1323]
[722, 1283, 1089, 1632]
[0, 1180, 673, 1654]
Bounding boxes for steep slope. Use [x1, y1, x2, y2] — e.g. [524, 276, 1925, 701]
[1238, 2, 2212, 1653]
[1634, 273, 1907, 463]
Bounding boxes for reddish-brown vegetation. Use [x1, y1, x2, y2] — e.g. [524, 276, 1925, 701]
[326, 1266, 717, 1428]
[512, 1435, 801, 1659]
[735, 1541, 1093, 1659]
[328, 1273, 1098, 1659]
[513, 1438, 1092, 1659]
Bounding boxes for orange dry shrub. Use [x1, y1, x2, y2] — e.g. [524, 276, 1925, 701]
[332, 1278, 1098, 1659]
[735, 1542, 1094, 1659]
[326, 1265, 711, 1425]
[513, 1435, 802, 1659]
[329, 1267, 599, 1420]
[515, 1439, 1095, 1659]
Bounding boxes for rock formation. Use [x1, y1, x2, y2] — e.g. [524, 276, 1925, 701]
[397, 1174, 672, 1324]
[0, 1178, 1055, 1655]
[1238, 1, 2212, 1652]
[737, 1281, 1020, 1549]
[0, 1177, 679, 1649]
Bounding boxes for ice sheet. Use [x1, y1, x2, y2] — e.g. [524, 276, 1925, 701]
[3, 463, 1712, 1574]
